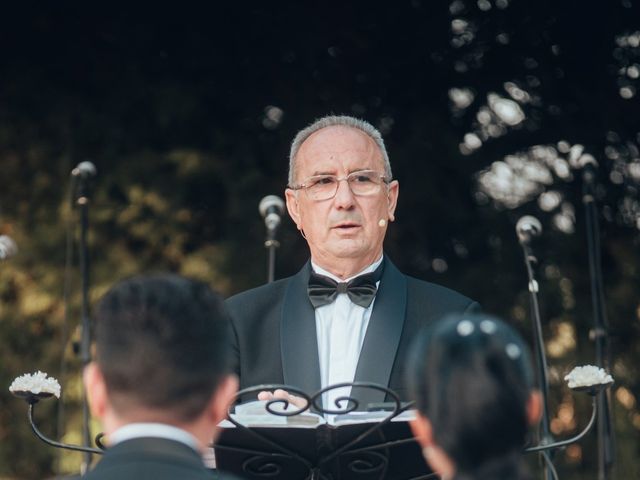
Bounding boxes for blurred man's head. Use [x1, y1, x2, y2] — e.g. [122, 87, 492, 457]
[285, 116, 399, 278]
[84, 274, 237, 448]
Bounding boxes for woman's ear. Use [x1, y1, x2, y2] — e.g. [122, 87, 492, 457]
[410, 412, 456, 479]
[527, 390, 543, 425]
[409, 412, 434, 448]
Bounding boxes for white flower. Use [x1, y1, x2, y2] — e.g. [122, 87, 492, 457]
[9, 371, 61, 398]
[564, 365, 613, 389]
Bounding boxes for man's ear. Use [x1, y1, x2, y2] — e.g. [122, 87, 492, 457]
[409, 412, 434, 449]
[386, 180, 399, 222]
[527, 390, 543, 425]
[211, 374, 239, 425]
[285, 188, 302, 230]
[83, 362, 108, 419]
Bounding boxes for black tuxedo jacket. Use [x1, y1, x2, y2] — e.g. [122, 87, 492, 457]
[226, 258, 479, 406]
[79, 437, 238, 479]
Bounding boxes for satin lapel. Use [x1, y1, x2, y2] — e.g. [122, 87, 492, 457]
[281, 261, 322, 403]
[352, 258, 407, 407]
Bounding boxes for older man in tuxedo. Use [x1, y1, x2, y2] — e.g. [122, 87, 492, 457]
[226, 115, 479, 410]
[81, 274, 239, 479]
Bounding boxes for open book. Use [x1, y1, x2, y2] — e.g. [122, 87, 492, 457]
[214, 401, 431, 480]
[214, 401, 429, 479]
[220, 399, 416, 428]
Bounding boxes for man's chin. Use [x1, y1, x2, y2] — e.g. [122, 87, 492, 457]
[325, 241, 369, 260]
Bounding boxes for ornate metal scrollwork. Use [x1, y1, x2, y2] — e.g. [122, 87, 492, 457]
[525, 394, 598, 454]
[344, 450, 388, 475]
[242, 454, 285, 477]
[215, 382, 424, 480]
[26, 396, 105, 455]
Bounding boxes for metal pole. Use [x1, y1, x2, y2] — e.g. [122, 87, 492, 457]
[77, 190, 92, 472]
[582, 165, 614, 480]
[265, 229, 279, 283]
[520, 244, 554, 480]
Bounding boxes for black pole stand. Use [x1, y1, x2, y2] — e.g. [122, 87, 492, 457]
[75, 177, 93, 473]
[520, 243, 556, 480]
[265, 228, 279, 284]
[582, 164, 615, 480]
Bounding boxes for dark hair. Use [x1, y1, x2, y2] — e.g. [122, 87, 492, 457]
[405, 313, 535, 480]
[94, 274, 231, 422]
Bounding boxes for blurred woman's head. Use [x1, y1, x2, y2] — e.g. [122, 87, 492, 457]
[406, 313, 541, 480]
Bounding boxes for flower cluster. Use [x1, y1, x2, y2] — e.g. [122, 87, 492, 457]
[9, 371, 61, 398]
[564, 365, 613, 389]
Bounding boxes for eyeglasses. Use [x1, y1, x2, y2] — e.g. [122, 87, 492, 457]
[289, 170, 390, 201]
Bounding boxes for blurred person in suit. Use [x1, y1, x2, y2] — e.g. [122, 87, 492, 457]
[81, 274, 240, 479]
[406, 313, 542, 480]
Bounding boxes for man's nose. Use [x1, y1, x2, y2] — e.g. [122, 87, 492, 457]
[333, 178, 356, 208]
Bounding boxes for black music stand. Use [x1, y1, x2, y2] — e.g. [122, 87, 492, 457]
[213, 383, 434, 480]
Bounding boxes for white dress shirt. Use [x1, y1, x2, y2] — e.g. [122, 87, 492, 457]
[312, 256, 383, 413]
[109, 422, 200, 452]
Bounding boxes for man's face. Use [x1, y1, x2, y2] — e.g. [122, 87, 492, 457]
[285, 126, 399, 275]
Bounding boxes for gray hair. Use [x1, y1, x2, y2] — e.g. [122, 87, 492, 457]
[288, 115, 392, 186]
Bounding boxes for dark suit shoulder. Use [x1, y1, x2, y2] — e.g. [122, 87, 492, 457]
[77, 438, 244, 480]
[226, 276, 291, 309]
[225, 276, 292, 326]
[405, 275, 480, 315]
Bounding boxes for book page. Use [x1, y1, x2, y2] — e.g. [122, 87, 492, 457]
[222, 400, 325, 428]
[329, 408, 416, 426]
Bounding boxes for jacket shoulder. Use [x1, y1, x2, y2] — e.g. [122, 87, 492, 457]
[405, 275, 479, 312]
[225, 276, 292, 315]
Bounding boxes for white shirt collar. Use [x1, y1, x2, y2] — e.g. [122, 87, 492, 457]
[311, 255, 384, 283]
[109, 422, 200, 452]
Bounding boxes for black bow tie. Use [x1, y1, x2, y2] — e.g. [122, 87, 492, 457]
[307, 262, 384, 309]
